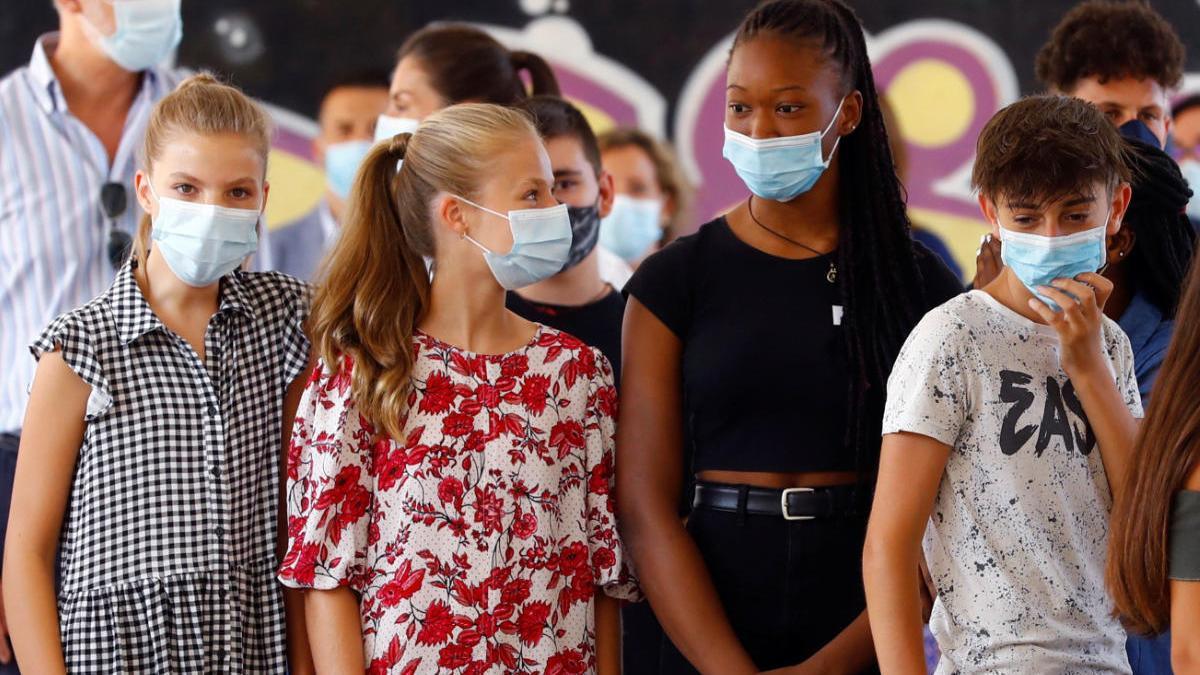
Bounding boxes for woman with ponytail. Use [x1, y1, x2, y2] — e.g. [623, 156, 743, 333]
[372, 23, 560, 138]
[279, 104, 636, 674]
[5, 73, 313, 673]
[615, 0, 961, 672]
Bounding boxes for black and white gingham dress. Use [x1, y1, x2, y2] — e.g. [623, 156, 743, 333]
[30, 262, 310, 673]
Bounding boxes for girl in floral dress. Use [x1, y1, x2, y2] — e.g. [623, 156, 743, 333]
[278, 103, 636, 674]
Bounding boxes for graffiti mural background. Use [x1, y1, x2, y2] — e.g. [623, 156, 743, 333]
[6, 1, 1200, 276]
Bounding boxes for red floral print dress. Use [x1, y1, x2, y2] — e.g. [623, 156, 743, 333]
[279, 326, 638, 674]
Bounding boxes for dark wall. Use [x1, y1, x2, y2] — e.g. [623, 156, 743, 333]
[7, 1, 1200, 120]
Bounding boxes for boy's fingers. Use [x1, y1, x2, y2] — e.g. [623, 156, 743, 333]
[1052, 279, 1099, 315]
[1036, 285, 1081, 322]
[1027, 296, 1061, 326]
[1075, 272, 1114, 310]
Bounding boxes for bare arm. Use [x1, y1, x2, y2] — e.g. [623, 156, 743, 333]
[1034, 275, 1138, 502]
[616, 299, 757, 675]
[4, 352, 89, 674]
[280, 361, 316, 675]
[595, 590, 621, 675]
[863, 432, 951, 675]
[305, 587, 365, 672]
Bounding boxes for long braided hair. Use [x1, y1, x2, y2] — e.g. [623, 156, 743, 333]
[1122, 138, 1196, 320]
[733, 0, 932, 484]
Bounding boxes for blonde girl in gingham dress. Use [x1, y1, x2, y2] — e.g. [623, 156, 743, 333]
[4, 75, 313, 673]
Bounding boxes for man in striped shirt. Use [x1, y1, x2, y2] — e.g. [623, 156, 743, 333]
[0, 2, 185, 669]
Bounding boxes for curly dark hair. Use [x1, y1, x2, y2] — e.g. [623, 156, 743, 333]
[1035, 1, 1184, 92]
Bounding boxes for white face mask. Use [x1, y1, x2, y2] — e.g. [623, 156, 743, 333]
[148, 183, 261, 287]
[455, 197, 572, 290]
[374, 114, 420, 144]
[80, 0, 183, 72]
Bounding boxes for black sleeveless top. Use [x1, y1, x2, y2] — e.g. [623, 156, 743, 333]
[624, 216, 961, 473]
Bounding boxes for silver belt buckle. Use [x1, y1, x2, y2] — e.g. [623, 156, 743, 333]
[780, 487, 815, 521]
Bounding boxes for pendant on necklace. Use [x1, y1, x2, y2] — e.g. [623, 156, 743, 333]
[826, 261, 838, 284]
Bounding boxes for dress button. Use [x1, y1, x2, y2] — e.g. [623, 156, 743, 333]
[207, 404, 218, 417]
[215, 526, 225, 537]
[210, 466, 220, 479]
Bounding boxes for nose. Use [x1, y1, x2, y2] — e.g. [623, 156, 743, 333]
[748, 109, 779, 140]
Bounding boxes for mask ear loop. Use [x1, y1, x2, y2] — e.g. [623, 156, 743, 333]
[818, 97, 848, 164]
[454, 195, 511, 254]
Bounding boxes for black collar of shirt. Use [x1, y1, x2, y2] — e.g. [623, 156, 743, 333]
[107, 261, 257, 345]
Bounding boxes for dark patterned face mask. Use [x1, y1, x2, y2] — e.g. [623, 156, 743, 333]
[561, 201, 602, 271]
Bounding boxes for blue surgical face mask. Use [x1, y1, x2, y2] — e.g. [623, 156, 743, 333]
[456, 197, 572, 290]
[600, 194, 663, 261]
[374, 114, 420, 144]
[82, 0, 183, 72]
[999, 219, 1108, 310]
[324, 140, 373, 199]
[148, 183, 261, 287]
[1180, 160, 1200, 222]
[722, 97, 845, 202]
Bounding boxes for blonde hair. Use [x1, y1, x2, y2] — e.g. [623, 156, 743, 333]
[310, 103, 538, 440]
[597, 127, 694, 241]
[134, 72, 273, 264]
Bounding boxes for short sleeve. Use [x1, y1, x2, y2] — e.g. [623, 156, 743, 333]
[282, 278, 312, 385]
[582, 351, 640, 601]
[1111, 326, 1144, 419]
[881, 307, 969, 447]
[29, 310, 112, 421]
[1170, 490, 1200, 581]
[623, 235, 694, 338]
[278, 355, 375, 592]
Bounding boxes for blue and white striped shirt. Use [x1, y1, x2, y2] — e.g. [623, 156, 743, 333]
[0, 35, 183, 431]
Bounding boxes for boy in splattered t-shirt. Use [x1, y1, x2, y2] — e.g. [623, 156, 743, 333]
[862, 95, 1144, 674]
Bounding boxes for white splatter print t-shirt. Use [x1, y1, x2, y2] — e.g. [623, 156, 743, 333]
[883, 290, 1143, 675]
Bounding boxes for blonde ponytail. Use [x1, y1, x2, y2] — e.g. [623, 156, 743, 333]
[310, 103, 538, 440]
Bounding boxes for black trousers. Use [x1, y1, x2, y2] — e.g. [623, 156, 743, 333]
[656, 503, 877, 674]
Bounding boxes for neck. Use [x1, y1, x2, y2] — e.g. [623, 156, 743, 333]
[516, 249, 606, 306]
[985, 268, 1050, 325]
[136, 251, 220, 315]
[752, 165, 842, 246]
[421, 261, 528, 353]
[1102, 263, 1133, 321]
[50, 25, 139, 108]
[326, 189, 345, 224]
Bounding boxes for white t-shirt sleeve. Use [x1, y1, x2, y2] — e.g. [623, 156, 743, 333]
[882, 307, 969, 447]
[1112, 325, 1144, 419]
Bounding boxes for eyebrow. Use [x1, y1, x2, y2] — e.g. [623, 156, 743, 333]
[552, 169, 583, 179]
[167, 172, 258, 188]
[1007, 195, 1095, 209]
[725, 84, 807, 93]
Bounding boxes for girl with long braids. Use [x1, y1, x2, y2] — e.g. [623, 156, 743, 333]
[615, 0, 960, 672]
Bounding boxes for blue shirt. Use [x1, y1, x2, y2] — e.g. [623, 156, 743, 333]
[0, 35, 183, 432]
[268, 199, 337, 281]
[1117, 290, 1174, 405]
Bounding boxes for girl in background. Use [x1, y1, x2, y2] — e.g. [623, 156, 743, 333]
[280, 103, 636, 673]
[598, 127, 694, 267]
[5, 74, 312, 673]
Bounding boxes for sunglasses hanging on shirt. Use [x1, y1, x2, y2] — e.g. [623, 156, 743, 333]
[100, 182, 133, 270]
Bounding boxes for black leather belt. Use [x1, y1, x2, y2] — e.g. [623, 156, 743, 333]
[693, 482, 859, 520]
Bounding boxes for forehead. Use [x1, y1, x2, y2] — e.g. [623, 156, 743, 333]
[544, 135, 590, 168]
[1070, 76, 1169, 108]
[998, 181, 1108, 209]
[320, 86, 388, 117]
[391, 56, 434, 92]
[481, 133, 551, 188]
[153, 131, 266, 176]
[726, 35, 842, 92]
